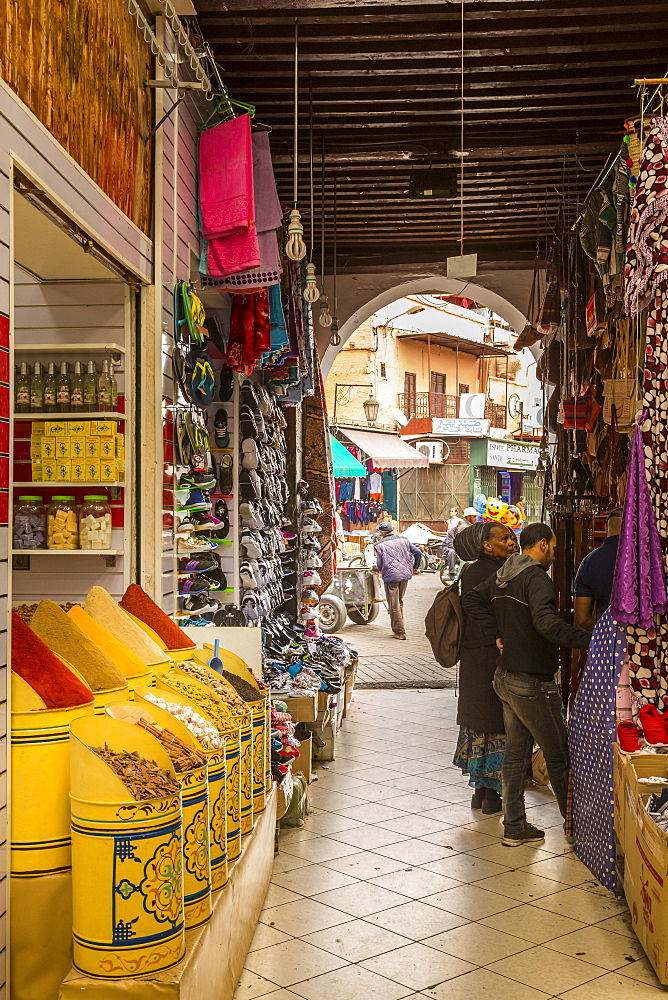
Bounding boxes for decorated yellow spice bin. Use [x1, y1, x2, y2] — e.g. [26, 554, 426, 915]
[193, 645, 269, 813]
[69, 715, 185, 978]
[107, 702, 213, 929]
[154, 672, 243, 864]
[137, 685, 229, 888]
[176, 660, 254, 838]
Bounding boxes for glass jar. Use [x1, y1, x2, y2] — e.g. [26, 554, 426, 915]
[13, 496, 47, 549]
[47, 496, 79, 550]
[79, 496, 112, 550]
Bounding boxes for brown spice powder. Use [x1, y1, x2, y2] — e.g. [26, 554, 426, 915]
[30, 600, 127, 693]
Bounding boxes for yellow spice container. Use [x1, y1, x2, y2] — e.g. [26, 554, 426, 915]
[107, 701, 213, 928]
[135, 684, 229, 890]
[153, 673, 242, 866]
[11, 675, 95, 877]
[69, 716, 185, 979]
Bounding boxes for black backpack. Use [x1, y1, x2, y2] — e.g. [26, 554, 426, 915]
[425, 581, 464, 668]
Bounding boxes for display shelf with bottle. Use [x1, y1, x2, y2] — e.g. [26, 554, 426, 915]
[11, 269, 133, 605]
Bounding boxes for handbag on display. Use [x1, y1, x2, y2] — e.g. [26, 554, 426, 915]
[602, 318, 641, 432]
[560, 390, 601, 432]
[513, 257, 544, 351]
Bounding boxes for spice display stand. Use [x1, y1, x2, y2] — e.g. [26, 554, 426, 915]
[59, 787, 277, 999]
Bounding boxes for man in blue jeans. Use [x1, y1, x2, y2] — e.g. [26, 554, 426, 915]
[374, 522, 422, 639]
[463, 522, 591, 847]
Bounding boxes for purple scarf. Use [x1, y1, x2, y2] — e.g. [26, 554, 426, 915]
[610, 412, 667, 628]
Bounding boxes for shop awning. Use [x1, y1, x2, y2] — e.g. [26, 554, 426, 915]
[330, 434, 368, 478]
[340, 428, 429, 468]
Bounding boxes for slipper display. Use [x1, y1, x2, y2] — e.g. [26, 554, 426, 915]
[218, 454, 234, 496]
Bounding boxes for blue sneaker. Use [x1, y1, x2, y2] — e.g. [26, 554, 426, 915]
[178, 489, 210, 512]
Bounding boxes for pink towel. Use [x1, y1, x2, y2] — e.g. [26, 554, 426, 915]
[199, 115, 255, 240]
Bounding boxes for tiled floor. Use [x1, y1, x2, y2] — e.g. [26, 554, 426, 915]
[234, 689, 665, 999]
[336, 574, 456, 688]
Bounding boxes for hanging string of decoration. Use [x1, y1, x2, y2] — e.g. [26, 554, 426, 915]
[286, 18, 307, 262]
[329, 174, 341, 347]
[303, 77, 320, 302]
[459, 0, 465, 255]
[318, 136, 333, 328]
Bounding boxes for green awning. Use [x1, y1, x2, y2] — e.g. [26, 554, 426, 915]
[330, 434, 367, 478]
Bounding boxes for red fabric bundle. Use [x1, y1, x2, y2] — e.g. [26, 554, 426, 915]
[120, 584, 195, 650]
[11, 611, 93, 709]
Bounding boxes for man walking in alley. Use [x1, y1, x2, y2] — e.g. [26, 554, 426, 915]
[463, 522, 592, 847]
[374, 521, 422, 640]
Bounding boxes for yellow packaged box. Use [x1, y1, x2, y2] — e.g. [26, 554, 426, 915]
[70, 439, 85, 459]
[100, 460, 116, 482]
[30, 444, 41, 460]
[116, 459, 125, 482]
[71, 461, 86, 482]
[90, 420, 117, 436]
[115, 433, 124, 457]
[68, 421, 88, 437]
[40, 438, 56, 460]
[55, 438, 71, 459]
[42, 461, 57, 483]
[84, 438, 100, 458]
[85, 459, 100, 482]
[97, 436, 115, 459]
[44, 421, 68, 437]
[30, 422, 45, 437]
[56, 460, 72, 482]
[31, 462, 42, 481]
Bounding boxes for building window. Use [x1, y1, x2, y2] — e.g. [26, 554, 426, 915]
[404, 372, 416, 395]
[380, 363, 387, 378]
[459, 383, 469, 394]
[430, 372, 446, 396]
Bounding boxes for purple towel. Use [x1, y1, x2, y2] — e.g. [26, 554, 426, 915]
[610, 412, 667, 628]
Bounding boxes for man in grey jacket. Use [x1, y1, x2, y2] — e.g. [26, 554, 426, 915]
[374, 522, 422, 640]
[463, 522, 591, 847]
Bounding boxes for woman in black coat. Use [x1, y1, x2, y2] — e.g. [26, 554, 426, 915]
[451, 521, 517, 815]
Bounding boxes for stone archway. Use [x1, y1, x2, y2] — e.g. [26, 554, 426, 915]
[318, 270, 531, 378]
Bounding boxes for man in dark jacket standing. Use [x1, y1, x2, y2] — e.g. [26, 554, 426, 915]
[374, 522, 422, 640]
[463, 522, 591, 847]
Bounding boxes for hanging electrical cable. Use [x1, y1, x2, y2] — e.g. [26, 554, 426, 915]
[318, 135, 333, 328]
[286, 18, 307, 262]
[329, 175, 341, 346]
[459, 0, 465, 256]
[303, 77, 320, 302]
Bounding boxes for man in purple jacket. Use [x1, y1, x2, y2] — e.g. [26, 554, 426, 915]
[374, 522, 423, 640]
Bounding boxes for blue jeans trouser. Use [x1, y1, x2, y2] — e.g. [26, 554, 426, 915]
[493, 666, 569, 833]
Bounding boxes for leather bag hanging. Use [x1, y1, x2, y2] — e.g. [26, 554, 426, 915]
[513, 257, 544, 350]
[602, 317, 640, 432]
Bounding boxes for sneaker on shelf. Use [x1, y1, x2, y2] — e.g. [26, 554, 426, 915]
[639, 704, 668, 746]
[175, 517, 196, 535]
[177, 534, 215, 554]
[179, 469, 217, 493]
[302, 569, 322, 586]
[647, 787, 668, 814]
[301, 588, 320, 607]
[300, 519, 323, 534]
[178, 574, 212, 595]
[181, 593, 221, 616]
[304, 554, 323, 569]
[178, 489, 211, 512]
[502, 823, 545, 847]
[177, 614, 214, 627]
[214, 501, 231, 536]
[190, 510, 225, 532]
[617, 720, 644, 755]
[178, 554, 218, 575]
[200, 569, 228, 592]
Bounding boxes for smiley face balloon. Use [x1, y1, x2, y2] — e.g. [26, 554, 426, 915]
[485, 497, 509, 523]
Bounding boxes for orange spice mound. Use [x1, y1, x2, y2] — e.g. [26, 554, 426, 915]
[120, 584, 195, 650]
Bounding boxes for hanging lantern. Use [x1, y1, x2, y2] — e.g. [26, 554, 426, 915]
[286, 209, 307, 261]
[303, 262, 320, 302]
[329, 316, 341, 347]
[318, 294, 333, 328]
[286, 21, 307, 262]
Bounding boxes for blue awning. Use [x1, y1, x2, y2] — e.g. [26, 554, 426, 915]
[330, 434, 367, 478]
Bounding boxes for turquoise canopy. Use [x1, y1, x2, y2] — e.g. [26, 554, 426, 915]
[330, 434, 367, 478]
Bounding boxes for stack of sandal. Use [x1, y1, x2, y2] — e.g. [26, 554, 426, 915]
[172, 281, 236, 623]
[238, 378, 294, 623]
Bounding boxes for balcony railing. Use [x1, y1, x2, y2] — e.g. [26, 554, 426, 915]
[398, 392, 507, 428]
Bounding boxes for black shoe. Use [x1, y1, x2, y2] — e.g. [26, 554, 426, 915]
[178, 553, 218, 575]
[502, 823, 545, 847]
[482, 789, 502, 815]
[471, 788, 485, 810]
[179, 468, 216, 493]
[181, 593, 220, 615]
